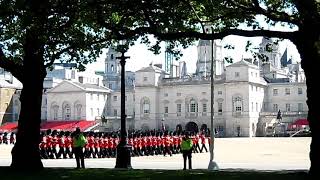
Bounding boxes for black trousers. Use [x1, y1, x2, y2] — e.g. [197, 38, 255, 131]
[182, 150, 192, 170]
[200, 144, 208, 153]
[74, 147, 85, 168]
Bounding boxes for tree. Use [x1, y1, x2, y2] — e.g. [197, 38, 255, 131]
[0, 0, 110, 170]
[91, 0, 319, 175]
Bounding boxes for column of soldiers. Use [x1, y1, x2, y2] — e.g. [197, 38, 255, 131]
[38, 129, 210, 159]
[0, 132, 16, 145]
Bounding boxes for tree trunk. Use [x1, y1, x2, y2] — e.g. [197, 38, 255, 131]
[10, 29, 46, 170]
[294, 33, 320, 177]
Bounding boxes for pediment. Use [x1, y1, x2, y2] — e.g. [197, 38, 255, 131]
[48, 81, 85, 93]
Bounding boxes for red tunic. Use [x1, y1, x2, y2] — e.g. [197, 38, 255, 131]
[46, 135, 52, 148]
[200, 135, 206, 144]
[88, 136, 95, 148]
[58, 136, 65, 148]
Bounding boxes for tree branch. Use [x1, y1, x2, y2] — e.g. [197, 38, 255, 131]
[251, 0, 300, 25]
[112, 25, 297, 42]
[183, 0, 206, 33]
[0, 48, 23, 81]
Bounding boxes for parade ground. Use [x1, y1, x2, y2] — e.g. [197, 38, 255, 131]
[0, 137, 311, 170]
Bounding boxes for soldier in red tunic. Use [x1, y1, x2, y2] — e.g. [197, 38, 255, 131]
[200, 133, 208, 153]
[51, 130, 59, 158]
[39, 132, 48, 159]
[56, 131, 66, 158]
[64, 131, 73, 158]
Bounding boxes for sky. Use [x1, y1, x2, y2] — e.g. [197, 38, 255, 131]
[86, 17, 301, 74]
[86, 36, 301, 74]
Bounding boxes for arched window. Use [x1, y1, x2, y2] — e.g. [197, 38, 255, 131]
[233, 96, 243, 112]
[62, 103, 71, 120]
[52, 105, 59, 120]
[189, 99, 198, 113]
[75, 104, 82, 120]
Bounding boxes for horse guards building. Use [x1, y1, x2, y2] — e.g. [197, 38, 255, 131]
[0, 37, 308, 137]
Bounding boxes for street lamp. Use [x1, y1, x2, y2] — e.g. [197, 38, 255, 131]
[208, 29, 219, 170]
[115, 42, 132, 169]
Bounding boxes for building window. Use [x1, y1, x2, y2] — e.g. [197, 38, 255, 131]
[256, 102, 258, 111]
[202, 92, 206, 95]
[235, 72, 240, 77]
[273, 89, 278, 96]
[298, 103, 303, 112]
[53, 106, 59, 120]
[143, 77, 148, 81]
[90, 93, 93, 100]
[203, 104, 207, 113]
[63, 104, 71, 120]
[164, 106, 168, 114]
[111, 65, 114, 72]
[251, 85, 254, 91]
[177, 93, 181, 96]
[111, 54, 114, 59]
[76, 104, 82, 120]
[177, 104, 182, 116]
[109, 84, 112, 89]
[298, 88, 303, 95]
[255, 73, 258, 77]
[218, 102, 222, 115]
[113, 96, 117, 101]
[164, 93, 168, 97]
[233, 97, 242, 112]
[285, 88, 290, 95]
[218, 91, 222, 95]
[286, 104, 291, 111]
[125, 96, 127, 101]
[252, 102, 254, 112]
[142, 98, 150, 114]
[114, 109, 117, 116]
[273, 104, 278, 112]
[190, 103, 196, 112]
[251, 72, 253, 76]
[91, 108, 94, 116]
[97, 94, 99, 101]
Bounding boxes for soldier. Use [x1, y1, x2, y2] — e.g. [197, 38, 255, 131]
[200, 132, 208, 153]
[94, 133, 100, 158]
[51, 130, 59, 159]
[39, 132, 48, 159]
[9, 132, 16, 144]
[64, 131, 73, 158]
[98, 133, 104, 158]
[56, 132, 66, 159]
[163, 132, 172, 156]
[87, 132, 96, 158]
[0, 132, 3, 144]
[3, 132, 8, 144]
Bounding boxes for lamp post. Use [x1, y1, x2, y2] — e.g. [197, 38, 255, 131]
[115, 43, 132, 169]
[208, 33, 219, 170]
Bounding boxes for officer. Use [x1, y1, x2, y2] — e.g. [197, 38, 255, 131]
[181, 132, 193, 170]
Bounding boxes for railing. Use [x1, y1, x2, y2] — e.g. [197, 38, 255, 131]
[260, 111, 308, 116]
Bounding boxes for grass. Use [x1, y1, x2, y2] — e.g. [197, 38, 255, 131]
[0, 167, 310, 180]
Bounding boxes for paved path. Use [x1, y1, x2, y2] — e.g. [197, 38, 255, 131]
[0, 137, 311, 170]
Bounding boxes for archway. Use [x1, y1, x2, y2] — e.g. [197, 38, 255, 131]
[176, 124, 183, 132]
[185, 122, 199, 133]
[200, 124, 208, 131]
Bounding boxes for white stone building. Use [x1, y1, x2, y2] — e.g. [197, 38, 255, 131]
[103, 37, 307, 137]
[46, 80, 110, 121]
